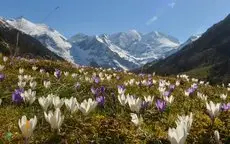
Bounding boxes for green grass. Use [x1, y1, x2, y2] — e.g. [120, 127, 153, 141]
[0, 56, 229, 143]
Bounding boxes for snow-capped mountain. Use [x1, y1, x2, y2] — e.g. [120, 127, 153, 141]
[70, 30, 180, 69]
[5, 17, 74, 63]
[177, 35, 201, 50]
[1, 17, 182, 70]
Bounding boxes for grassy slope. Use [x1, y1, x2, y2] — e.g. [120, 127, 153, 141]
[0, 56, 229, 143]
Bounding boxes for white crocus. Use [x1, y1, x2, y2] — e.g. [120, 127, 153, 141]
[130, 113, 143, 126]
[144, 95, 154, 105]
[21, 89, 36, 105]
[24, 75, 34, 82]
[43, 81, 51, 89]
[3, 56, 8, 62]
[0, 65, 4, 71]
[18, 115, 37, 139]
[127, 95, 142, 113]
[79, 98, 97, 115]
[44, 108, 64, 132]
[19, 68, 24, 74]
[38, 96, 52, 111]
[214, 130, 220, 143]
[168, 123, 188, 144]
[64, 72, 69, 76]
[118, 94, 128, 106]
[18, 75, 24, 81]
[206, 101, 221, 119]
[164, 95, 174, 104]
[32, 66, 38, 71]
[220, 94, 227, 100]
[65, 97, 79, 114]
[30, 81, 37, 89]
[176, 113, 193, 133]
[197, 92, 207, 101]
[18, 81, 26, 88]
[52, 96, 64, 109]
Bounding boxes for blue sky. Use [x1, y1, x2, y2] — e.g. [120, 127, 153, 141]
[0, 0, 230, 42]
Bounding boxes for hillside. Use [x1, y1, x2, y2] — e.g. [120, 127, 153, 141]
[0, 55, 229, 143]
[141, 14, 230, 84]
[0, 18, 63, 60]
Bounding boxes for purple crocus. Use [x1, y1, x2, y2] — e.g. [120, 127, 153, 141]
[54, 69, 61, 79]
[96, 96, 105, 107]
[91, 87, 97, 95]
[221, 103, 230, 111]
[94, 77, 100, 84]
[100, 86, 105, 93]
[12, 89, 24, 104]
[169, 85, 175, 91]
[163, 91, 171, 97]
[141, 101, 149, 110]
[155, 99, 166, 112]
[117, 85, 126, 94]
[0, 73, 5, 81]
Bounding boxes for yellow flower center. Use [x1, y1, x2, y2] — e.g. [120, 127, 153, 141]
[26, 120, 30, 129]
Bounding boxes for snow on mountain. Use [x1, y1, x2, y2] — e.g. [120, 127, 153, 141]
[70, 30, 180, 69]
[178, 35, 201, 50]
[5, 17, 74, 63]
[1, 17, 182, 70]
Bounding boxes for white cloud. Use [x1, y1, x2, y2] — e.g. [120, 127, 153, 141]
[146, 16, 158, 25]
[168, 2, 176, 8]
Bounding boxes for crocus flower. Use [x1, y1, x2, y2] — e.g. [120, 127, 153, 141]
[221, 103, 230, 111]
[54, 69, 61, 79]
[52, 96, 64, 109]
[163, 91, 171, 97]
[43, 81, 51, 89]
[29, 81, 37, 89]
[220, 94, 227, 100]
[164, 95, 174, 104]
[94, 77, 100, 83]
[32, 66, 38, 71]
[155, 99, 166, 112]
[19, 68, 24, 74]
[3, 56, 8, 62]
[117, 85, 126, 95]
[206, 101, 221, 121]
[44, 108, 64, 132]
[214, 130, 220, 143]
[175, 113, 193, 133]
[96, 96, 105, 107]
[38, 96, 52, 111]
[0, 65, 4, 71]
[18, 115, 37, 140]
[21, 89, 36, 105]
[118, 94, 127, 106]
[12, 89, 24, 104]
[79, 98, 97, 115]
[168, 123, 187, 144]
[0, 73, 5, 81]
[127, 95, 142, 113]
[144, 95, 154, 105]
[130, 113, 143, 126]
[64, 97, 79, 114]
[18, 81, 26, 88]
[64, 71, 69, 76]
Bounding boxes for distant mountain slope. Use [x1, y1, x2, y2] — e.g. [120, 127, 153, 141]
[69, 30, 180, 69]
[5, 17, 74, 63]
[142, 14, 230, 84]
[0, 17, 63, 60]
